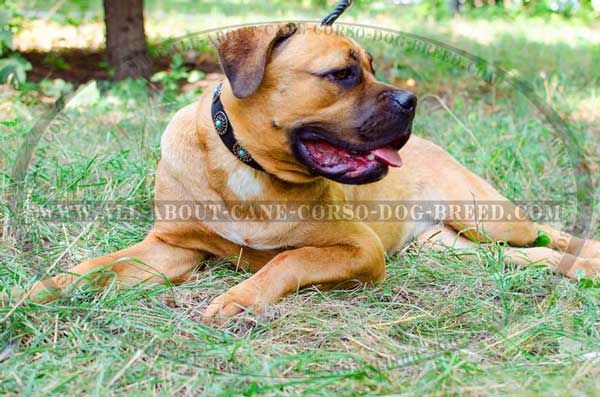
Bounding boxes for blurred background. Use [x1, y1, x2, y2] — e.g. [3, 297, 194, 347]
[1, 0, 599, 87]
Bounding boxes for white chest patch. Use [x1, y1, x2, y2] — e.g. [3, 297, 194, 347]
[245, 242, 284, 251]
[227, 167, 263, 199]
[210, 224, 284, 251]
[213, 227, 247, 246]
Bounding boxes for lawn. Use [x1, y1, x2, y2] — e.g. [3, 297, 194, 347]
[1, 1, 600, 396]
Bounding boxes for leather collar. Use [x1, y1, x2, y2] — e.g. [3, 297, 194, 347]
[211, 81, 264, 172]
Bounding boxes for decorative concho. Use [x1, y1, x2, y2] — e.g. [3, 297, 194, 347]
[233, 142, 253, 163]
[213, 111, 228, 135]
[212, 81, 223, 103]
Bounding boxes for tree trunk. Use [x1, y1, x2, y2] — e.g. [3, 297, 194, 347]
[450, 0, 461, 13]
[103, 0, 152, 80]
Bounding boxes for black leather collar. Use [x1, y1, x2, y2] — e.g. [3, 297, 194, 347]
[211, 81, 264, 171]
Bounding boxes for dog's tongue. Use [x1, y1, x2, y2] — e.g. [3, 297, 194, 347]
[370, 147, 403, 167]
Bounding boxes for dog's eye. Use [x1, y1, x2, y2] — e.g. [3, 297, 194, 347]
[322, 66, 362, 89]
[330, 67, 355, 81]
[320, 65, 361, 88]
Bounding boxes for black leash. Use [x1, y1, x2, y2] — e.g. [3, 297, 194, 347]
[321, 0, 353, 26]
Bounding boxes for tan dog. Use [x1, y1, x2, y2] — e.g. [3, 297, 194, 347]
[6, 24, 600, 320]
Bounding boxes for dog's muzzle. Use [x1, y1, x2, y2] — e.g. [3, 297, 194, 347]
[292, 89, 416, 185]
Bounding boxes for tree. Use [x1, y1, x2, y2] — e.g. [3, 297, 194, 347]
[103, 0, 152, 80]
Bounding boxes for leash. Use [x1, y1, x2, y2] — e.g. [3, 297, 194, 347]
[321, 0, 353, 26]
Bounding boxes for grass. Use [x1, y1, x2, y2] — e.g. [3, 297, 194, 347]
[1, 2, 600, 396]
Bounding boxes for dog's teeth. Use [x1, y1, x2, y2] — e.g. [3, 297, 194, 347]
[367, 154, 375, 160]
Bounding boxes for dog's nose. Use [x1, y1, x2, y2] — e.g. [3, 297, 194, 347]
[380, 90, 417, 114]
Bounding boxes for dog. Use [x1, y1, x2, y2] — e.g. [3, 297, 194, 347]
[5, 23, 600, 321]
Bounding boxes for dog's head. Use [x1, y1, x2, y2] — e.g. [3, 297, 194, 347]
[216, 23, 416, 184]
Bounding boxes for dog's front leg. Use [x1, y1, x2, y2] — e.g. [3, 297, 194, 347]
[1, 232, 206, 306]
[202, 223, 385, 320]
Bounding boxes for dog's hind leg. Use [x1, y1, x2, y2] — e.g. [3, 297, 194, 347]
[444, 200, 600, 262]
[536, 224, 600, 260]
[435, 170, 539, 247]
[1, 232, 206, 306]
[416, 225, 600, 278]
[430, 161, 600, 260]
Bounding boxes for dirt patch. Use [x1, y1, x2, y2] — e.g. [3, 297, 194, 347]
[22, 49, 221, 85]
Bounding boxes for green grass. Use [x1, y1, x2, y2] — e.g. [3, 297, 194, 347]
[1, 3, 600, 396]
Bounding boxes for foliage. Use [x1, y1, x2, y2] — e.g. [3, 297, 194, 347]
[456, 0, 600, 18]
[328, 0, 599, 19]
[39, 78, 74, 97]
[0, 11, 12, 56]
[0, 53, 31, 88]
[42, 53, 71, 72]
[21, 0, 600, 23]
[150, 53, 205, 101]
[0, 1, 31, 88]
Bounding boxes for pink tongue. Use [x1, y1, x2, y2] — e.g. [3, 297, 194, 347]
[370, 147, 403, 167]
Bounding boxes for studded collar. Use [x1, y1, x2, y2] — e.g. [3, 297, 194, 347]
[211, 81, 264, 172]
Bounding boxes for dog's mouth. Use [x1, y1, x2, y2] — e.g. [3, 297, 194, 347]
[292, 129, 410, 184]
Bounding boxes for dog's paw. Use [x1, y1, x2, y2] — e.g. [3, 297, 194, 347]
[201, 281, 270, 323]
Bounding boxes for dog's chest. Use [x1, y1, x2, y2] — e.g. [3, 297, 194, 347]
[205, 173, 293, 250]
[207, 220, 293, 251]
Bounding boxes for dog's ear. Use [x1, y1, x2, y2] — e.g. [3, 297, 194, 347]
[216, 23, 297, 99]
